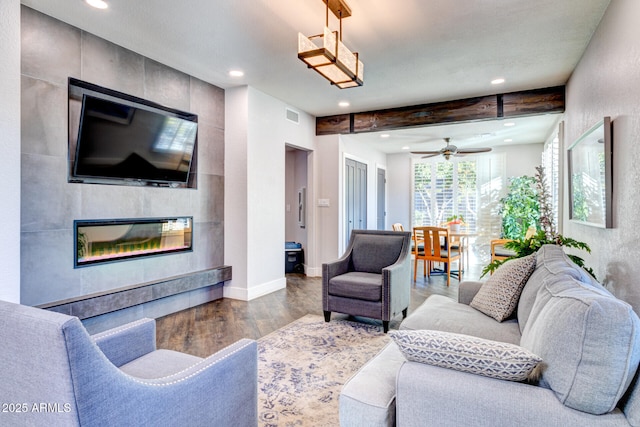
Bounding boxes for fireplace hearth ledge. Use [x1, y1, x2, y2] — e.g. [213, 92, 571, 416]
[37, 266, 231, 320]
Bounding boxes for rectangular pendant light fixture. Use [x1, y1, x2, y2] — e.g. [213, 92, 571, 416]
[298, 0, 363, 89]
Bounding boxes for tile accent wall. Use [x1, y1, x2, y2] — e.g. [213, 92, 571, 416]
[20, 6, 226, 328]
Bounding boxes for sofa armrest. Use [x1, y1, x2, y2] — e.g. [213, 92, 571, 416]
[457, 281, 484, 305]
[74, 338, 258, 427]
[396, 362, 629, 427]
[92, 318, 157, 367]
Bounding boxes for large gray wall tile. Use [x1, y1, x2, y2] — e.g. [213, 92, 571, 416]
[193, 221, 224, 270]
[21, 154, 81, 232]
[21, 229, 81, 305]
[196, 123, 224, 176]
[141, 252, 195, 284]
[190, 76, 225, 129]
[21, 6, 81, 86]
[80, 184, 145, 219]
[21, 76, 67, 157]
[81, 32, 145, 98]
[144, 59, 191, 111]
[80, 260, 146, 296]
[191, 174, 224, 223]
[142, 186, 193, 217]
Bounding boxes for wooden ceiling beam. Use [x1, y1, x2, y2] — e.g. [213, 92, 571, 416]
[316, 85, 565, 135]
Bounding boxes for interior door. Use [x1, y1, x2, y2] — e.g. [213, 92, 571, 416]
[345, 158, 367, 245]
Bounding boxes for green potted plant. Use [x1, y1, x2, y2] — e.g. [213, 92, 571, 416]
[499, 175, 540, 240]
[482, 166, 594, 278]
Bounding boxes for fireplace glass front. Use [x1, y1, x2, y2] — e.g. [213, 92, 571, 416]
[75, 217, 193, 267]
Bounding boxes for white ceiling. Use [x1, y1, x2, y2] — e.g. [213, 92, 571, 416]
[21, 0, 610, 153]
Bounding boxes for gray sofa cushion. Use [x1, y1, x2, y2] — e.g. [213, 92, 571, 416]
[329, 272, 382, 301]
[518, 244, 602, 333]
[520, 275, 640, 414]
[400, 295, 522, 345]
[351, 234, 404, 273]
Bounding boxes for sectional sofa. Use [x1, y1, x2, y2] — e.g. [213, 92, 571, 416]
[340, 244, 640, 426]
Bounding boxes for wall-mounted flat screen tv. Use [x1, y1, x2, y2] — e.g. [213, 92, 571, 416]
[69, 78, 198, 187]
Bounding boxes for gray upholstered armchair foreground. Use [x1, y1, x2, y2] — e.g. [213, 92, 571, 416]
[0, 300, 257, 427]
[322, 229, 412, 333]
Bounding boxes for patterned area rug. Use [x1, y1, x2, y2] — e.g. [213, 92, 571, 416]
[257, 314, 390, 427]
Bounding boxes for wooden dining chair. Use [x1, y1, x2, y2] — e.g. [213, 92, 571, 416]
[413, 226, 462, 286]
[392, 223, 405, 231]
[490, 238, 516, 262]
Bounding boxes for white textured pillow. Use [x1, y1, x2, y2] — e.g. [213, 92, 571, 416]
[390, 330, 542, 381]
[471, 253, 536, 321]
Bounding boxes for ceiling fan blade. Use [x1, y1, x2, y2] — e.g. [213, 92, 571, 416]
[421, 153, 440, 159]
[456, 147, 492, 154]
[411, 151, 441, 155]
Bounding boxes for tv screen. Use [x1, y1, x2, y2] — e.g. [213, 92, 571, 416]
[73, 93, 198, 185]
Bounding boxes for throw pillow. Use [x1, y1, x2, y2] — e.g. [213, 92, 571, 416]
[390, 330, 542, 382]
[471, 253, 536, 321]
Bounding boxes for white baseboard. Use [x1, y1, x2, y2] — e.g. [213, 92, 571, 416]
[223, 277, 287, 301]
[305, 266, 322, 277]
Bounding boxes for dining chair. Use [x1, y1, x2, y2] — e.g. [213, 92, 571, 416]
[413, 226, 462, 286]
[490, 238, 516, 262]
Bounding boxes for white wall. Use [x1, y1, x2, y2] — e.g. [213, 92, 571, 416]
[495, 143, 544, 178]
[224, 86, 250, 298]
[386, 153, 412, 230]
[313, 134, 341, 267]
[0, 0, 21, 303]
[563, 0, 640, 313]
[225, 86, 316, 298]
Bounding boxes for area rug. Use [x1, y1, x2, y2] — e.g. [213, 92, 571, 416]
[257, 314, 390, 427]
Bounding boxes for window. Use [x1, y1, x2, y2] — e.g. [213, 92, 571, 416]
[412, 154, 506, 247]
[413, 159, 477, 230]
[542, 122, 562, 233]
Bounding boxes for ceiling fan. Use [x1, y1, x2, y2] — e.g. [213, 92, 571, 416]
[411, 138, 492, 160]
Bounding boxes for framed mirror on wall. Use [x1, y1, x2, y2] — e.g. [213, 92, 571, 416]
[567, 117, 613, 228]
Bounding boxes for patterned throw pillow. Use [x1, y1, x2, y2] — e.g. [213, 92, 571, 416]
[390, 330, 542, 381]
[471, 253, 536, 321]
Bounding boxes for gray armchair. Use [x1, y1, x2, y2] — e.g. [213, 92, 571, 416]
[322, 229, 412, 333]
[0, 300, 257, 427]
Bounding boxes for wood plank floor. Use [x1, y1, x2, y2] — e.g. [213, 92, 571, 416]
[156, 261, 484, 358]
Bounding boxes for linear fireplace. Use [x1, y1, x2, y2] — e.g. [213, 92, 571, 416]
[74, 217, 193, 267]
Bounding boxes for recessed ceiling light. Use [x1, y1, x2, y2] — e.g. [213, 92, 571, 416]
[504, 138, 513, 143]
[86, 0, 108, 9]
[491, 78, 505, 85]
[401, 146, 410, 150]
[504, 122, 516, 127]
[338, 101, 350, 108]
[380, 134, 390, 138]
[229, 70, 244, 77]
